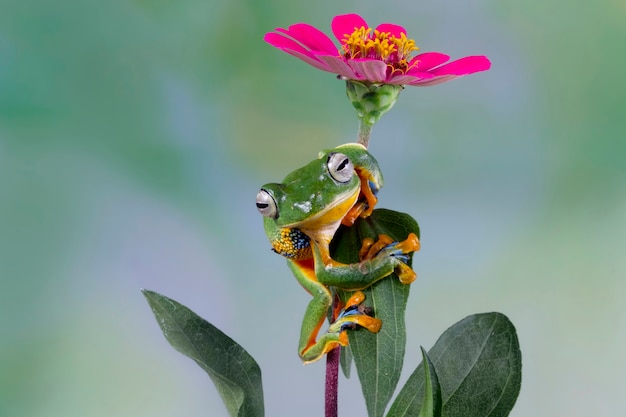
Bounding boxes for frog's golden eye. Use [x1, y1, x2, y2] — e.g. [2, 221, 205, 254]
[327, 152, 354, 183]
[256, 189, 278, 218]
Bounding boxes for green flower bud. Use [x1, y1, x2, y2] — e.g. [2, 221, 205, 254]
[345, 81, 403, 126]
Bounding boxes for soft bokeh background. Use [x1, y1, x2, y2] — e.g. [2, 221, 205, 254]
[1, 0, 624, 416]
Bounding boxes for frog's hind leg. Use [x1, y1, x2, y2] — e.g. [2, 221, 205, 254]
[329, 290, 382, 334]
[299, 290, 382, 365]
[288, 261, 383, 364]
[289, 259, 340, 364]
[297, 291, 335, 363]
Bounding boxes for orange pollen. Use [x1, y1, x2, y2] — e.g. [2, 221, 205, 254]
[341, 26, 420, 72]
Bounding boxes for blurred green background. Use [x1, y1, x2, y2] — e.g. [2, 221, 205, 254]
[1, 0, 624, 416]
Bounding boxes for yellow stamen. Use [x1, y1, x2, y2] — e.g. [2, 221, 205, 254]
[341, 26, 420, 74]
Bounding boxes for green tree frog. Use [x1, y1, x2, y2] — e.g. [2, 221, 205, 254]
[256, 143, 420, 364]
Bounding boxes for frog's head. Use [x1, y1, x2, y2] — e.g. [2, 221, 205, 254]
[256, 146, 364, 246]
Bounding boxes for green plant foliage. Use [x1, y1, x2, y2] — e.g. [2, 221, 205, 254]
[339, 341, 353, 378]
[331, 208, 420, 417]
[388, 313, 521, 417]
[417, 347, 442, 417]
[142, 290, 264, 417]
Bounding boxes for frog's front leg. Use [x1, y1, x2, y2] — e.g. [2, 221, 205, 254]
[341, 166, 381, 227]
[313, 233, 420, 289]
[358, 234, 419, 284]
[288, 260, 382, 364]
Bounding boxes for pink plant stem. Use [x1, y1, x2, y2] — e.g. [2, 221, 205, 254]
[325, 346, 340, 417]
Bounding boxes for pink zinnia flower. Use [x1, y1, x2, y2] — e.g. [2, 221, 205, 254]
[264, 13, 490, 87]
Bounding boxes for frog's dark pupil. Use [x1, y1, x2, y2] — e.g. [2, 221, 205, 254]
[256, 203, 269, 209]
[337, 158, 349, 171]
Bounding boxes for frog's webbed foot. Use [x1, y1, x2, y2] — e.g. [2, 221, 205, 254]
[341, 171, 380, 227]
[325, 290, 382, 350]
[359, 233, 420, 284]
[299, 291, 381, 364]
[328, 291, 382, 335]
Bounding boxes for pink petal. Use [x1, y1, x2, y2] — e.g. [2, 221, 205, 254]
[429, 55, 491, 76]
[315, 54, 361, 79]
[264, 32, 308, 54]
[374, 23, 406, 38]
[389, 72, 434, 85]
[276, 23, 338, 54]
[386, 74, 418, 85]
[331, 14, 369, 43]
[282, 50, 335, 73]
[264, 33, 334, 72]
[409, 74, 458, 87]
[408, 52, 450, 72]
[347, 59, 388, 82]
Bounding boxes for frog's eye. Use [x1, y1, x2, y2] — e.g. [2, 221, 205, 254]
[256, 189, 278, 218]
[327, 152, 354, 183]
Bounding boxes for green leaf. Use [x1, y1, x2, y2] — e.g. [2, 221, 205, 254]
[417, 347, 442, 417]
[388, 313, 521, 417]
[340, 342, 353, 378]
[142, 290, 264, 417]
[331, 208, 420, 417]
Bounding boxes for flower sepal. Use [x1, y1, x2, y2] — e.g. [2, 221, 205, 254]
[346, 80, 403, 126]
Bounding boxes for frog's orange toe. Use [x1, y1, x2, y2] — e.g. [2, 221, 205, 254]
[349, 315, 382, 333]
[397, 232, 420, 253]
[345, 290, 366, 308]
[361, 234, 394, 260]
[396, 262, 417, 285]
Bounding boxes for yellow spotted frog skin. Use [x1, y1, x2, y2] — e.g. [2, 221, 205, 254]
[256, 143, 419, 364]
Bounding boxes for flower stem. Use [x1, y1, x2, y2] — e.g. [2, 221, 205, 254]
[325, 346, 340, 417]
[357, 119, 372, 148]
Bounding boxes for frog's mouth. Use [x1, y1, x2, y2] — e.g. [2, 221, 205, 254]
[289, 187, 360, 246]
